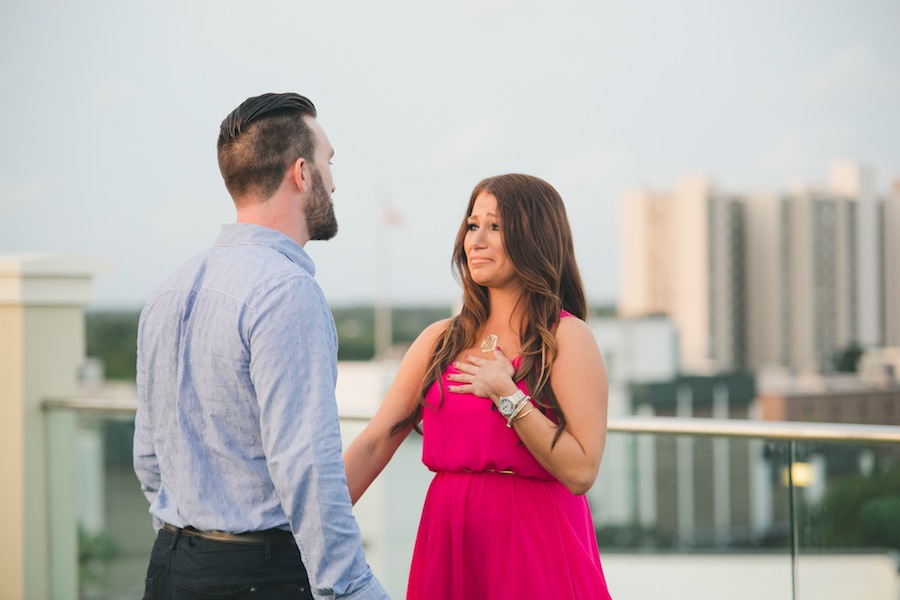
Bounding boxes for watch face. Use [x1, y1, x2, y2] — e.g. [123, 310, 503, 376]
[498, 397, 516, 416]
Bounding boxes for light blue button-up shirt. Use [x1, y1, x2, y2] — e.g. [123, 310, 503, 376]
[134, 223, 388, 600]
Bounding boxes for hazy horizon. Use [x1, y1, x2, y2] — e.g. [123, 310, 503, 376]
[2, 1, 898, 310]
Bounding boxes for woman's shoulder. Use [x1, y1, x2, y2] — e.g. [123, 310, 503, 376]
[554, 313, 604, 372]
[555, 312, 595, 345]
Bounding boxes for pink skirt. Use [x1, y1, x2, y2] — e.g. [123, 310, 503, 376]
[406, 470, 612, 600]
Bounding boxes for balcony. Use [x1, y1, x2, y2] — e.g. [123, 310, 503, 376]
[42, 397, 900, 600]
[4, 253, 899, 599]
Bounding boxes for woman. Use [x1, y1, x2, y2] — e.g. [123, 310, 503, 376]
[344, 173, 613, 599]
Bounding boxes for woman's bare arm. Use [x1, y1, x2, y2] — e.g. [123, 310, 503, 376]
[343, 319, 450, 504]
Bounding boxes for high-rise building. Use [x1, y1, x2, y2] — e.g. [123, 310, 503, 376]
[829, 162, 881, 349]
[619, 176, 746, 374]
[620, 162, 891, 375]
[746, 185, 864, 373]
[884, 180, 900, 347]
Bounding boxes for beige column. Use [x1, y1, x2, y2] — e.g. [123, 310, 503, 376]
[0, 253, 109, 600]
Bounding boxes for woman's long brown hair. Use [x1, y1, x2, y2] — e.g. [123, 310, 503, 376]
[391, 174, 586, 446]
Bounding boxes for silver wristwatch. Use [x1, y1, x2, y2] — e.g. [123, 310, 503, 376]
[497, 389, 528, 418]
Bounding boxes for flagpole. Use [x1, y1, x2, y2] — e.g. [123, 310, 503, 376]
[375, 197, 393, 360]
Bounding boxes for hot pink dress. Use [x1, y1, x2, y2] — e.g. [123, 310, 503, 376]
[406, 315, 613, 599]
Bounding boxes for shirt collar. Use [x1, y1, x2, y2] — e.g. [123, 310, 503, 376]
[215, 223, 316, 277]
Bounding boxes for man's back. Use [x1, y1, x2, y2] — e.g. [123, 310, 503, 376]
[134, 92, 388, 600]
[135, 224, 386, 598]
[136, 223, 335, 531]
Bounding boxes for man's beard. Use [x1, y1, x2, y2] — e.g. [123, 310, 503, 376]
[306, 166, 338, 241]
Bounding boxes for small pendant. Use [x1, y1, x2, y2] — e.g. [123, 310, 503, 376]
[480, 334, 498, 353]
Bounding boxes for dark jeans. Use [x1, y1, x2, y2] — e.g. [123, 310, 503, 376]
[143, 528, 313, 599]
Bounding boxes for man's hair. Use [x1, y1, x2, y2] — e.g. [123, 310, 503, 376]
[217, 93, 318, 200]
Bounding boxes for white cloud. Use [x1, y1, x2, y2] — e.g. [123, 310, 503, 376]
[0, 177, 49, 212]
[433, 120, 499, 168]
[799, 45, 899, 99]
[466, 0, 525, 18]
[549, 148, 622, 207]
[89, 81, 135, 107]
[551, 148, 621, 185]
[755, 131, 811, 180]
[753, 123, 860, 188]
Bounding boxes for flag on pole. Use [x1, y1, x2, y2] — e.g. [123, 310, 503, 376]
[381, 200, 404, 228]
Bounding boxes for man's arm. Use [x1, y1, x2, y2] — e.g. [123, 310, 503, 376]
[133, 315, 161, 508]
[249, 276, 389, 600]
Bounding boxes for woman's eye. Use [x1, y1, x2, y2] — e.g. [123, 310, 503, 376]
[467, 224, 478, 231]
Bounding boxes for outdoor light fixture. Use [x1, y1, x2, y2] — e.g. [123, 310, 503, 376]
[781, 462, 816, 488]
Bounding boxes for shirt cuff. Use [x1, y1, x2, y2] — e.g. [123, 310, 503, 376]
[313, 575, 391, 600]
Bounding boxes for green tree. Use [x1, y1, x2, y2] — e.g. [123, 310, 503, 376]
[84, 305, 456, 378]
[85, 310, 139, 381]
[805, 463, 900, 551]
[834, 343, 864, 373]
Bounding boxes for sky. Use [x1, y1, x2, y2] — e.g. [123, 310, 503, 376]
[1, 0, 898, 310]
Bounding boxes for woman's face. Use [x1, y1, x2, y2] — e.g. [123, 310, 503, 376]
[464, 191, 518, 290]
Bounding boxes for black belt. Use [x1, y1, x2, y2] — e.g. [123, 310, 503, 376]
[162, 523, 296, 547]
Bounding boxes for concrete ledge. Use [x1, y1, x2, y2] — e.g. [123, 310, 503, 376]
[0, 253, 111, 305]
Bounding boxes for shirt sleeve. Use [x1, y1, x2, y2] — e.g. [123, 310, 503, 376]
[133, 313, 161, 509]
[247, 275, 389, 600]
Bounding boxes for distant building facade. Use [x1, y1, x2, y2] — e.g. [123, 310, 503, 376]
[588, 316, 680, 531]
[757, 353, 900, 427]
[619, 162, 895, 375]
[619, 176, 746, 374]
[884, 181, 900, 347]
[628, 374, 767, 547]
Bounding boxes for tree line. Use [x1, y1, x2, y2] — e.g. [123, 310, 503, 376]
[86, 304, 618, 382]
[85, 305, 452, 382]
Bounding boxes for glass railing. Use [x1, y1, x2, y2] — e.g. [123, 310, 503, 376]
[43, 398, 900, 600]
[589, 418, 900, 600]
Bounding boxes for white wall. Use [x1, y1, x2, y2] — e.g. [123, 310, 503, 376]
[589, 317, 677, 527]
[591, 316, 680, 385]
[602, 553, 899, 600]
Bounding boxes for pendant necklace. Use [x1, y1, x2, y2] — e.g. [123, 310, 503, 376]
[480, 333, 499, 353]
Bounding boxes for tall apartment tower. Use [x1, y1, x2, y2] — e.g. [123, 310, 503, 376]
[744, 183, 870, 373]
[619, 176, 745, 373]
[885, 180, 900, 346]
[829, 162, 881, 350]
[621, 163, 886, 375]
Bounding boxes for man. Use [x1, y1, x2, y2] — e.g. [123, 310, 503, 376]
[134, 93, 389, 599]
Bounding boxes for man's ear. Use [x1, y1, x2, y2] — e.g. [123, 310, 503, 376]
[290, 157, 308, 193]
